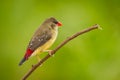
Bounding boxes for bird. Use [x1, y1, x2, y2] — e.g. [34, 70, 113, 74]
[19, 17, 62, 66]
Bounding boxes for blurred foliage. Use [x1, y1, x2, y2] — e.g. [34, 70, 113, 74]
[0, 0, 120, 80]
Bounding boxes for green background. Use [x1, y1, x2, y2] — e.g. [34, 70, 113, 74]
[0, 0, 120, 80]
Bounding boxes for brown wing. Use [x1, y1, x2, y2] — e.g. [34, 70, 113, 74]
[27, 30, 52, 51]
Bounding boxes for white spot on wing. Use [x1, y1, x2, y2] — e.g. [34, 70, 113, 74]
[41, 39, 43, 41]
[38, 39, 41, 41]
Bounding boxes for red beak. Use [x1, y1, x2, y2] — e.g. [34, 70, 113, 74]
[57, 22, 62, 26]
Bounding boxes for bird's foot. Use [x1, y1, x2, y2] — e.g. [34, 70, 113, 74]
[48, 50, 52, 56]
[44, 50, 54, 57]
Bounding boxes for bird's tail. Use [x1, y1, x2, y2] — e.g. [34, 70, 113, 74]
[19, 57, 26, 66]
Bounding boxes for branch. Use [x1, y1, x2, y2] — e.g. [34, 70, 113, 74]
[22, 24, 101, 80]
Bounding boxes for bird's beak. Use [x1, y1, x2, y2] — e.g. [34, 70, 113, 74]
[57, 22, 62, 26]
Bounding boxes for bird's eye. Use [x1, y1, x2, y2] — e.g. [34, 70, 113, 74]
[53, 21, 58, 24]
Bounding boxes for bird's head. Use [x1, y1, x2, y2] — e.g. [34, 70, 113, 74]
[43, 17, 62, 29]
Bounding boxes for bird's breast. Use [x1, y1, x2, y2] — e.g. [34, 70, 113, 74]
[41, 29, 58, 50]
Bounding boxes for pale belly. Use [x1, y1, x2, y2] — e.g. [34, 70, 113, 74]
[31, 29, 58, 57]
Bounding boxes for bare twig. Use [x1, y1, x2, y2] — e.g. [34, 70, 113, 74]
[22, 24, 101, 80]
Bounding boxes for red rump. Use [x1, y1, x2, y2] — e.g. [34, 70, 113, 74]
[24, 48, 33, 59]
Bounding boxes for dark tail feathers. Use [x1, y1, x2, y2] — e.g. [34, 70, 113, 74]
[19, 57, 26, 66]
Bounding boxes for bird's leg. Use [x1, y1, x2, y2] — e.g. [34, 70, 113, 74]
[36, 55, 41, 62]
[43, 50, 54, 57]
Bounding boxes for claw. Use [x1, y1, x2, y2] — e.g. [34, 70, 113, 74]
[43, 50, 54, 57]
[48, 50, 52, 56]
[48, 51, 54, 57]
